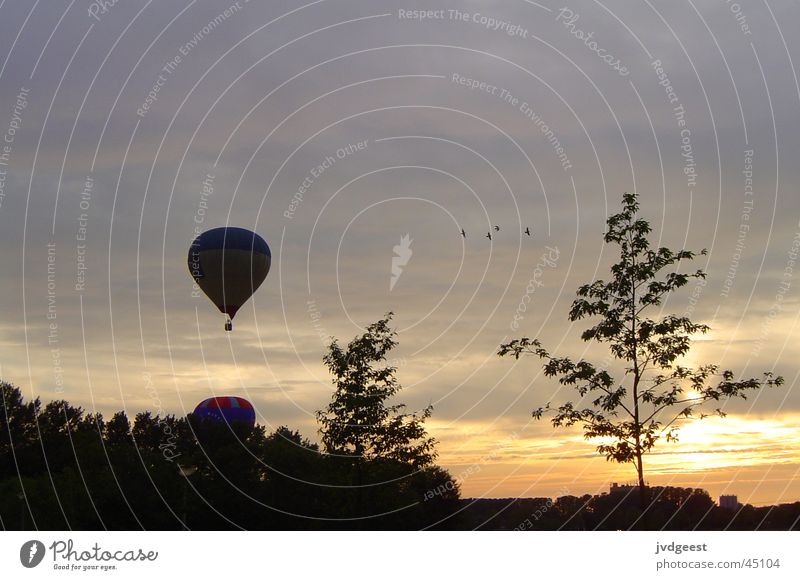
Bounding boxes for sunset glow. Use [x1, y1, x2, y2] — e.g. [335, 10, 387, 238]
[438, 414, 800, 505]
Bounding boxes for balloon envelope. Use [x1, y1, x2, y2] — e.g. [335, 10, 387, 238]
[188, 227, 271, 320]
[193, 396, 256, 427]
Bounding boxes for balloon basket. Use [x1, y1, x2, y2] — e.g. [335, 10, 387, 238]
[225, 319, 233, 332]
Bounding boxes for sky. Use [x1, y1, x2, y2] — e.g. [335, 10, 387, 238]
[0, 0, 799, 507]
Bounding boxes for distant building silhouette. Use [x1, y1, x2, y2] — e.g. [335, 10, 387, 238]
[609, 483, 638, 495]
[719, 495, 741, 510]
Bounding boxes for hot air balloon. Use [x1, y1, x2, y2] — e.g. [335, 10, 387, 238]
[193, 396, 256, 428]
[188, 227, 271, 331]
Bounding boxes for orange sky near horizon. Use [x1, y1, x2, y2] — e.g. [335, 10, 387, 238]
[435, 413, 800, 507]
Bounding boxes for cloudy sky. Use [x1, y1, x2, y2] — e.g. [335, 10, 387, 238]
[1, 0, 799, 506]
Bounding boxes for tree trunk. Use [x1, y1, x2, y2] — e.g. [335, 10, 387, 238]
[355, 456, 363, 530]
[629, 230, 646, 510]
[635, 448, 646, 510]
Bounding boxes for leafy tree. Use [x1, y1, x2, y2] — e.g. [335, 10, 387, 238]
[0, 382, 40, 478]
[499, 193, 783, 500]
[104, 411, 132, 448]
[316, 314, 446, 524]
[260, 426, 327, 524]
[317, 313, 437, 468]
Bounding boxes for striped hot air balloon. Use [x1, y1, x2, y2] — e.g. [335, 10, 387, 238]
[188, 227, 271, 331]
[193, 396, 256, 427]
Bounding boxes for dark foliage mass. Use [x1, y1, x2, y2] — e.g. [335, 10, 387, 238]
[449, 488, 800, 530]
[0, 380, 458, 530]
[2, 380, 798, 530]
[0, 315, 459, 530]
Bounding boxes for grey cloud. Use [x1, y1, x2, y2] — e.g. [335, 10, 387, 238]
[0, 0, 798, 448]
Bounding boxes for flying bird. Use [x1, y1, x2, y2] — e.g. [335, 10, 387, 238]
[524, 227, 531, 236]
[486, 231, 492, 240]
[493, 225, 500, 232]
[461, 228, 466, 238]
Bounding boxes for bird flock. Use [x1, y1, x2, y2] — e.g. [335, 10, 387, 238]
[460, 225, 532, 241]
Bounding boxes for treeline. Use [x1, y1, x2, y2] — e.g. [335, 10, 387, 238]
[3, 381, 799, 530]
[2, 298, 798, 531]
[454, 489, 800, 531]
[0, 381, 458, 530]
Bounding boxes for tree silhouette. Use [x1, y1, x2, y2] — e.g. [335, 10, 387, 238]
[499, 193, 784, 503]
[317, 313, 436, 468]
[316, 313, 445, 524]
[0, 372, 797, 529]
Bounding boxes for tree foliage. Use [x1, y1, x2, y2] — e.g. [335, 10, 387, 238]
[0, 335, 455, 530]
[499, 193, 784, 489]
[317, 312, 437, 469]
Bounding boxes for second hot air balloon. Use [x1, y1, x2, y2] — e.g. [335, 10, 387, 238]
[192, 396, 256, 428]
[188, 227, 271, 330]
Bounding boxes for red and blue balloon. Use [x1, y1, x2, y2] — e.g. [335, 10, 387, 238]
[193, 396, 256, 428]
